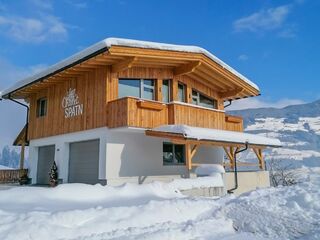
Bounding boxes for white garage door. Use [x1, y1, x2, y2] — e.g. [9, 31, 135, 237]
[68, 139, 100, 184]
[37, 145, 55, 185]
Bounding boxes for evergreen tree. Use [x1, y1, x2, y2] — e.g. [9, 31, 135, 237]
[49, 161, 58, 187]
[9, 148, 20, 168]
[1, 146, 11, 167]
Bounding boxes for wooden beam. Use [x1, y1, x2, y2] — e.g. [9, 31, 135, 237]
[190, 144, 199, 159]
[223, 146, 235, 169]
[111, 57, 137, 73]
[253, 148, 265, 170]
[218, 88, 244, 99]
[174, 61, 201, 76]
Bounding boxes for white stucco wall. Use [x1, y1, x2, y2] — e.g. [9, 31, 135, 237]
[28, 127, 108, 184]
[105, 128, 224, 185]
[192, 145, 224, 165]
[105, 129, 188, 182]
[28, 127, 224, 185]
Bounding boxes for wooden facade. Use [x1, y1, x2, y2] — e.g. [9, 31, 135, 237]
[2, 45, 257, 141]
[25, 65, 245, 140]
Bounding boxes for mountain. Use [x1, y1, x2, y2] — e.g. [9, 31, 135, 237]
[228, 99, 320, 168]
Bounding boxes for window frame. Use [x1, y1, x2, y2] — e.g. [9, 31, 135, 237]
[191, 89, 217, 109]
[118, 78, 156, 100]
[177, 82, 186, 103]
[162, 79, 171, 103]
[36, 97, 47, 118]
[162, 142, 186, 166]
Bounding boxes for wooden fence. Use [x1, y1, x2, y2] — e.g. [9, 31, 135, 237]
[0, 169, 28, 183]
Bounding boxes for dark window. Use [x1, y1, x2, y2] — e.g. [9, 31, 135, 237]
[36, 98, 47, 117]
[163, 142, 185, 165]
[178, 83, 186, 102]
[162, 79, 171, 103]
[191, 90, 217, 109]
[118, 79, 155, 100]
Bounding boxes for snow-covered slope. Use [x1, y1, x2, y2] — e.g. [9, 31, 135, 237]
[229, 99, 320, 167]
[0, 167, 319, 239]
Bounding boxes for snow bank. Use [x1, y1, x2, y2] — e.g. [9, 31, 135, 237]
[217, 167, 320, 239]
[0, 181, 236, 240]
[1, 37, 259, 98]
[0, 167, 319, 239]
[195, 164, 225, 176]
[0, 182, 182, 212]
[152, 124, 282, 147]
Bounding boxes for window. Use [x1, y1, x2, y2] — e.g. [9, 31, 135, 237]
[162, 79, 171, 103]
[191, 90, 217, 109]
[36, 97, 47, 117]
[143, 79, 155, 100]
[163, 142, 185, 165]
[178, 83, 186, 102]
[118, 79, 155, 100]
[118, 79, 140, 98]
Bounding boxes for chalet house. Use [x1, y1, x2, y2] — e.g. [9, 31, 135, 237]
[0, 38, 281, 194]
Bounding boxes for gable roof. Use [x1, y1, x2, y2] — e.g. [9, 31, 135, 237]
[0, 37, 259, 99]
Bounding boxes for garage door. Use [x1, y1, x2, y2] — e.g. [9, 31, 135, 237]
[37, 145, 55, 185]
[68, 139, 100, 184]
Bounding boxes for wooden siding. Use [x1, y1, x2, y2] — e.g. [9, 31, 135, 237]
[225, 115, 244, 132]
[107, 97, 242, 131]
[107, 97, 168, 128]
[27, 66, 243, 140]
[28, 67, 108, 139]
[168, 103, 225, 129]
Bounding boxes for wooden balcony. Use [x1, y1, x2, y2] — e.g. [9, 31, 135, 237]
[107, 97, 243, 131]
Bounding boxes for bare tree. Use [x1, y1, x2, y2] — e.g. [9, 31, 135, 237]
[268, 159, 299, 187]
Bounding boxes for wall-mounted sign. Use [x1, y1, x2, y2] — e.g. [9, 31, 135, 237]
[62, 88, 83, 118]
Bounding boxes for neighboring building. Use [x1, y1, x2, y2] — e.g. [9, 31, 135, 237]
[0, 38, 281, 193]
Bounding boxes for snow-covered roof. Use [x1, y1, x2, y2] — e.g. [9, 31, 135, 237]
[1, 37, 259, 98]
[150, 124, 282, 147]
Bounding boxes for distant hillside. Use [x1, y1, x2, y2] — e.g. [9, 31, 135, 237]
[228, 99, 320, 168]
[230, 99, 320, 126]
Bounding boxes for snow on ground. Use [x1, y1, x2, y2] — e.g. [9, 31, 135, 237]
[0, 168, 319, 240]
[0, 165, 12, 170]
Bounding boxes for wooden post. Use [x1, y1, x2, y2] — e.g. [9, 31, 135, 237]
[186, 85, 192, 103]
[186, 143, 200, 170]
[253, 148, 265, 170]
[186, 143, 192, 170]
[223, 146, 237, 169]
[20, 142, 25, 170]
[171, 78, 178, 101]
[156, 78, 162, 102]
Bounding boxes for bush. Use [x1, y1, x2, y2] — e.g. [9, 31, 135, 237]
[268, 159, 298, 187]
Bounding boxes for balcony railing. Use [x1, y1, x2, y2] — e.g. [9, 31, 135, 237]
[107, 97, 243, 131]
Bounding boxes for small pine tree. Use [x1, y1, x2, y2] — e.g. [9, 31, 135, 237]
[49, 161, 58, 187]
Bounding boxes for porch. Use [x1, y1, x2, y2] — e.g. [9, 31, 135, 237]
[146, 124, 282, 193]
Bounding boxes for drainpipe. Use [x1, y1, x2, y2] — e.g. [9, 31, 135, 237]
[224, 100, 232, 108]
[227, 142, 248, 194]
[8, 94, 29, 144]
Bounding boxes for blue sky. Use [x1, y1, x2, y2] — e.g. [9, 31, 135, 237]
[0, 0, 319, 147]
